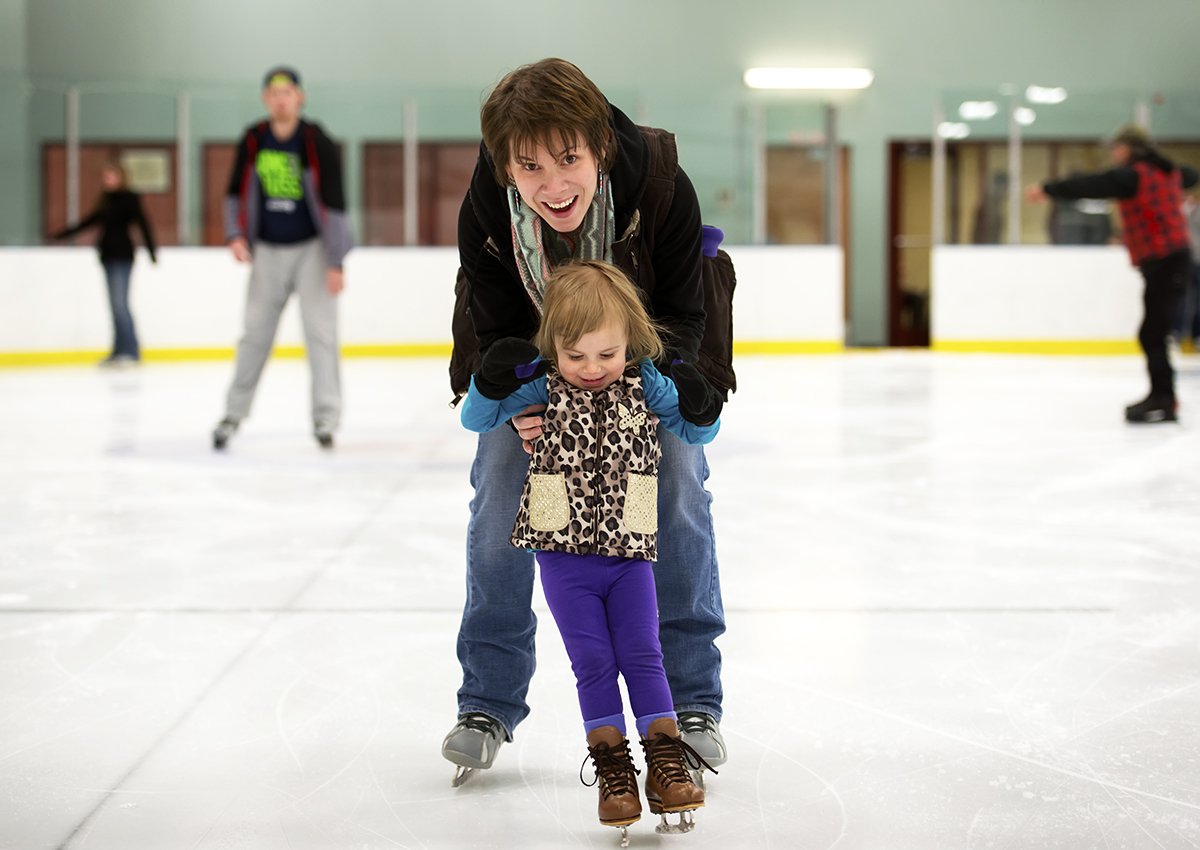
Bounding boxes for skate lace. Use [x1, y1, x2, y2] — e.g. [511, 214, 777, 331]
[676, 711, 718, 737]
[581, 740, 641, 800]
[642, 732, 718, 786]
[455, 713, 502, 736]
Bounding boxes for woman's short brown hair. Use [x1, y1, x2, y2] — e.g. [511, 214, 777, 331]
[480, 58, 615, 186]
[533, 261, 665, 367]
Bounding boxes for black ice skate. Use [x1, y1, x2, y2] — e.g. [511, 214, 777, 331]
[212, 418, 238, 449]
[1125, 394, 1178, 423]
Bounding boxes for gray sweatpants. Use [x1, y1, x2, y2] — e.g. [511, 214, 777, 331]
[224, 238, 341, 431]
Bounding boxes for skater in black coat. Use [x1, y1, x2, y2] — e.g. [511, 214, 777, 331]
[53, 162, 158, 365]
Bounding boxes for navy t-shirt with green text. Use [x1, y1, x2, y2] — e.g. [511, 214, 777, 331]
[256, 128, 319, 244]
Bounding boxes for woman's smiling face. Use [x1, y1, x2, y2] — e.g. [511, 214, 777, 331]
[508, 135, 600, 233]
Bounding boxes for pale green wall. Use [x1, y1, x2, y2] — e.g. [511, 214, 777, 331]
[0, 0, 29, 245]
[11, 0, 1200, 344]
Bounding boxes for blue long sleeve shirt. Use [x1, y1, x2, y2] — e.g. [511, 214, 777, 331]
[460, 360, 720, 446]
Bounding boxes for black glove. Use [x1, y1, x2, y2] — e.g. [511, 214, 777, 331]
[474, 337, 549, 400]
[671, 361, 723, 426]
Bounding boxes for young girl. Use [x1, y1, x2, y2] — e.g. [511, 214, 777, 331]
[459, 260, 719, 845]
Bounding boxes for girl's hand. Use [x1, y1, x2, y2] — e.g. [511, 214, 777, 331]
[512, 405, 546, 455]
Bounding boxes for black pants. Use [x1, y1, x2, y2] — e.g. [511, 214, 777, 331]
[1139, 249, 1191, 398]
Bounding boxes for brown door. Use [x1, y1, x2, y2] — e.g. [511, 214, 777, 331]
[43, 142, 177, 246]
[361, 141, 480, 245]
[887, 142, 932, 347]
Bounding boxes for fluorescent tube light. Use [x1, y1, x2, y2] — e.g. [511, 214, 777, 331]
[937, 122, 970, 140]
[744, 68, 874, 90]
[959, 101, 998, 120]
[1014, 107, 1036, 126]
[1026, 85, 1067, 104]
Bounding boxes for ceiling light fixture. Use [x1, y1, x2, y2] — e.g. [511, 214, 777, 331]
[744, 68, 874, 90]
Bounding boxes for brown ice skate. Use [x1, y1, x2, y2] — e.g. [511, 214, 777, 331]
[641, 716, 715, 834]
[582, 725, 641, 846]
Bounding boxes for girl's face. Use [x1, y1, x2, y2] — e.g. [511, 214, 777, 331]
[101, 169, 122, 190]
[508, 135, 600, 234]
[555, 321, 627, 392]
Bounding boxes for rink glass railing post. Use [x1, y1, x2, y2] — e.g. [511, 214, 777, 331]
[824, 103, 839, 246]
[752, 104, 766, 245]
[931, 103, 946, 246]
[403, 99, 418, 247]
[65, 86, 80, 228]
[1007, 99, 1022, 245]
[176, 91, 190, 246]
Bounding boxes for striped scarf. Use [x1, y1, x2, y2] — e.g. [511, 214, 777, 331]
[508, 172, 616, 315]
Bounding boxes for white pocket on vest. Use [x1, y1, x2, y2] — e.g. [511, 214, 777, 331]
[624, 473, 658, 534]
[529, 473, 570, 532]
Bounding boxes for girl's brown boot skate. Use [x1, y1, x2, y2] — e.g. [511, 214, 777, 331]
[583, 725, 642, 846]
[640, 716, 715, 834]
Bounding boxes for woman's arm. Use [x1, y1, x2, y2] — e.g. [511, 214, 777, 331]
[460, 376, 549, 433]
[647, 167, 706, 365]
[457, 189, 539, 355]
[51, 209, 100, 241]
[639, 362, 719, 445]
[132, 194, 157, 262]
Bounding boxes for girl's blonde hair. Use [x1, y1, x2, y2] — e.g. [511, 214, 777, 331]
[533, 261, 665, 367]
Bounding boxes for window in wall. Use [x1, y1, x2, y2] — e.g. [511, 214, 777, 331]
[361, 142, 480, 246]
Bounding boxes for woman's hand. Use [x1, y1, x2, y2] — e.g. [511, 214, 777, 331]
[512, 405, 546, 455]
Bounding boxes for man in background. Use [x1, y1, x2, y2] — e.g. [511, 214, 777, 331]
[213, 66, 352, 450]
[1027, 126, 1198, 423]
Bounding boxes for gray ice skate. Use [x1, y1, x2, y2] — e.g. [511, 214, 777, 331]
[442, 713, 505, 787]
[212, 418, 238, 450]
[677, 711, 726, 789]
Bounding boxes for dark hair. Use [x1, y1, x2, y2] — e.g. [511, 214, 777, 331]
[480, 58, 615, 187]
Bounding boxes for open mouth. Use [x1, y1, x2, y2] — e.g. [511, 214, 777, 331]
[542, 196, 578, 216]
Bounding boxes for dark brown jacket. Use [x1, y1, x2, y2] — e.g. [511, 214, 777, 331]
[450, 103, 735, 401]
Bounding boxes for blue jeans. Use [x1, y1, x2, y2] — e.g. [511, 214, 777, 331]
[102, 260, 138, 358]
[456, 424, 725, 738]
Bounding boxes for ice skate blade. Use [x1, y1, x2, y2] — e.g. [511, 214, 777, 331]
[450, 765, 477, 787]
[654, 810, 697, 834]
[616, 824, 631, 847]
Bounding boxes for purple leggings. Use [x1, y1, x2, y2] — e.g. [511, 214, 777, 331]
[537, 551, 675, 735]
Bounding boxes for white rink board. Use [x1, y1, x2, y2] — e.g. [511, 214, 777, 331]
[932, 246, 1145, 342]
[0, 246, 845, 354]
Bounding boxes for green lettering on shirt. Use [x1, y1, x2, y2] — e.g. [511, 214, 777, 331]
[256, 150, 304, 200]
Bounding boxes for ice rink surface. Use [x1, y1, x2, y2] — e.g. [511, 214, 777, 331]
[2, 351, 1199, 850]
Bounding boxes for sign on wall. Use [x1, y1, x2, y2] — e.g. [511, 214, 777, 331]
[120, 150, 172, 194]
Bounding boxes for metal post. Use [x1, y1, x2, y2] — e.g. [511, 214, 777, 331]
[932, 103, 946, 246]
[176, 91, 189, 245]
[1135, 99, 1151, 132]
[824, 104, 839, 245]
[403, 99, 419, 247]
[1007, 100, 1022, 245]
[66, 86, 80, 227]
[752, 104, 766, 245]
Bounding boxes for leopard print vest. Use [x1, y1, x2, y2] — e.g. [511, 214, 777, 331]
[510, 364, 662, 560]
